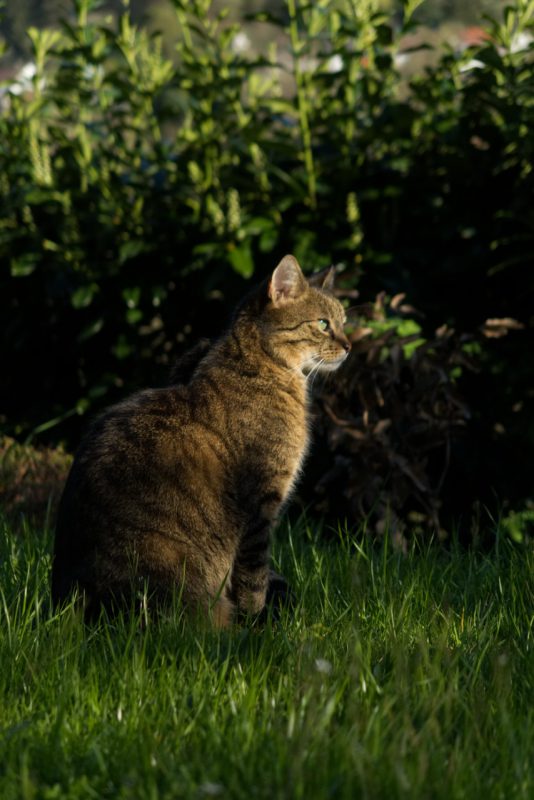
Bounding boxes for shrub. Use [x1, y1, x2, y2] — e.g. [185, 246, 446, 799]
[0, 435, 72, 524]
[1, 0, 532, 533]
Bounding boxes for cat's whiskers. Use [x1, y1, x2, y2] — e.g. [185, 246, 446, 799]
[306, 356, 326, 390]
[284, 363, 307, 380]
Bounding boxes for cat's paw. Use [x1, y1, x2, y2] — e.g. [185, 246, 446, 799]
[264, 569, 296, 619]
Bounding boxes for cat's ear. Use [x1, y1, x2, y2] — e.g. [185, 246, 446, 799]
[309, 265, 336, 292]
[268, 255, 308, 305]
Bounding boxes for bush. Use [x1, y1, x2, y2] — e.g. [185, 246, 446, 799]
[1, 0, 533, 534]
[0, 435, 72, 524]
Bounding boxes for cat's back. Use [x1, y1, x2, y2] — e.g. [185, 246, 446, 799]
[52, 383, 224, 606]
[63, 386, 186, 493]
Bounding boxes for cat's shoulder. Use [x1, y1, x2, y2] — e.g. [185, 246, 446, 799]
[95, 385, 187, 422]
[79, 386, 189, 449]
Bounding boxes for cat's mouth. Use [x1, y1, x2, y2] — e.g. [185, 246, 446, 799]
[319, 354, 349, 372]
[303, 353, 349, 375]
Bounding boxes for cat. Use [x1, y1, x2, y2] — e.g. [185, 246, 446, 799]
[51, 255, 351, 626]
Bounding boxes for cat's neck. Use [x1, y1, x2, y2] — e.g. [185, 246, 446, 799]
[195, 317, 308, 395]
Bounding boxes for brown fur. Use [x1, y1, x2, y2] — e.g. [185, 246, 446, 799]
[51, 256, 350, 625]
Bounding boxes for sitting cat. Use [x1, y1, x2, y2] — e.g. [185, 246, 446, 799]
[51, 255, 351, 625]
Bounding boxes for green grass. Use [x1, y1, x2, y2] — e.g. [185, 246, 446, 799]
[0, 517, 532, 800]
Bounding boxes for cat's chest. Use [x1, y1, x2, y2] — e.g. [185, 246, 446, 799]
[235, 426, 308, 514]
[258, 390, 310, 482]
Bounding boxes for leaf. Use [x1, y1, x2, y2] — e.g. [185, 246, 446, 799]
[151, 285, 167, 307]
[390, 293, 406, 310]
[243, 216, 275, 235]
[42, 240, 60, 252]
[193, 243, 220, 258]
[71, 283, 98, 309]
[25, 189, 69, 206]
[228, 242, 254, 278]
[480, 318, 524, 338]
[126, 308, 143, 324]
[113, 335, 133, 360]
[244, 217, 278, 253]
[10, 255, 37, 277]
[122, 287, 141, 308]
[78, 318, 104, 342]
[119, 240, 148, 265]
[396, 319, 422, 337]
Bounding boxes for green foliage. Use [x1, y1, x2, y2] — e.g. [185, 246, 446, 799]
[1, 0, 533, 525]
[0, 0, 84, 56]
[413, 0, 504, 27]
[0, 516, 532, 798]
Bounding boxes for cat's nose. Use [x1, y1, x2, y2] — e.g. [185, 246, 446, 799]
[341, 338, 351, 353]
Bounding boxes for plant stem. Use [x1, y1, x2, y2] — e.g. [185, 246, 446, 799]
[287, 0, 316, 208]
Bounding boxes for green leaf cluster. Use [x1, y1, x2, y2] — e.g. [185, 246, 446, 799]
[0, 0, 532, 523]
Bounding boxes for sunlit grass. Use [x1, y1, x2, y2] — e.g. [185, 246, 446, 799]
[0, 517, 532, 799]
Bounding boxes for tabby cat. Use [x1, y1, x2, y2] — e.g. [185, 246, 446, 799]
[52, 255, 351, 625]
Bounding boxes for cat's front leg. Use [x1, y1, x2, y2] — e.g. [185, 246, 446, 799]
[231, 564, 295, 623]
[265, 569, 296, 614]
[230, 517, 272, 616]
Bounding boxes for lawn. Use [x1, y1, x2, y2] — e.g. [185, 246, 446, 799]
[0, 517, 532, 799]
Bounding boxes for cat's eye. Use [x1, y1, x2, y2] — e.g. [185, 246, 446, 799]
[318, 319, 330, 332]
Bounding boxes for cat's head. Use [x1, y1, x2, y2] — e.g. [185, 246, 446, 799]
[260, 255, 351, 375]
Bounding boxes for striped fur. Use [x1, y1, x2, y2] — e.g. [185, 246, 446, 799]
[51, 256, 350, 625]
